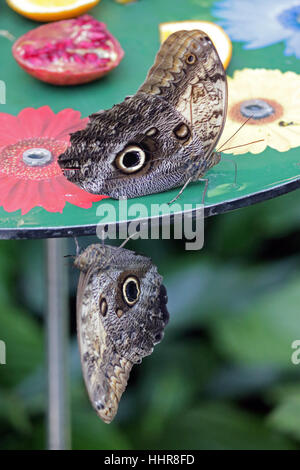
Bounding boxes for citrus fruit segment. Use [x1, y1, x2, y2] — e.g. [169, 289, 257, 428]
[159, 20, 232, 69]
[6, 0, 101, 22]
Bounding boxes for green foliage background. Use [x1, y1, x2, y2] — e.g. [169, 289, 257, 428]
[1, 190, 300, 449]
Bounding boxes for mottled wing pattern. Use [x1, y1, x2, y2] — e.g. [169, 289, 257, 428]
[59, 30, 227, 196]
[75, 244, 169, 423]
[139, 30, 227, 165]
[76, 262, 133, 424]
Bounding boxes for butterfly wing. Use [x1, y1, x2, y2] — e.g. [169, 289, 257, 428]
[139, 29, 228, 173]
[75, 244, 169, 423]
[59, 30, 226, 196]
[76, 262, 131, 424]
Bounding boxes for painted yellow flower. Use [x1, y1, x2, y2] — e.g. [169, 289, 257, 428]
[218, 69, 300, 155]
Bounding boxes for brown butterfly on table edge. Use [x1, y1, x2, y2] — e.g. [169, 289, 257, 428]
[75, 243, 169, 423]
[58, 30, 227, 200]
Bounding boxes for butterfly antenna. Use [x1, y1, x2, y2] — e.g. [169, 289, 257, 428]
[197, 178, 209, 205]
[119, 227, 140, 249]
[221, 138, 264, 152]
[217, 115, 254, 152]
[168, 177, 192, 205]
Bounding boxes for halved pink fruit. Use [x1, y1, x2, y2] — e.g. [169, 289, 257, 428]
[12, 15, 124, 86]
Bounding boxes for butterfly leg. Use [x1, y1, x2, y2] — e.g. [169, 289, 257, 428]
[198, 178, 209, 205]
[222, 156, 238, 186]
[74, 236, 81, 256]
[167, 175, 210, 206]
[167, 157, 210, 206]
[64, 237, 80, 259]
[167, 176, 192, 206]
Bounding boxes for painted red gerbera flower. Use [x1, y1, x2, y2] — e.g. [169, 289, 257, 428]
[0, 106, 106, 215]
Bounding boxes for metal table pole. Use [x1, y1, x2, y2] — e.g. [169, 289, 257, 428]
[46, 238, 71, 450]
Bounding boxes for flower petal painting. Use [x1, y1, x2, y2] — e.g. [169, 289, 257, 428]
[218, 68, 300, 155]
[0, 106, 106, 215]
[213, 0, 300, 58]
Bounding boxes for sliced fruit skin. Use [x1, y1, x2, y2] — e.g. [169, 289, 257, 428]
[12, 15, 124, 86]
[159, 20, 232, 69]
[6, 0, 101, 22]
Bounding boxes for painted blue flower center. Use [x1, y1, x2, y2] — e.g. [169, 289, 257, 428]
[277, 5, 300, 31]
[240, 99, 275, 119]
[22, 148, 53, 166]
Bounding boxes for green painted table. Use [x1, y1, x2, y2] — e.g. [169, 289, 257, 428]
[0, 0, 300, 239]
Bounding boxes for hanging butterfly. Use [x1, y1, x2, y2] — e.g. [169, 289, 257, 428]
[75, 243, 169, 423]
[58, 30, 227, 200]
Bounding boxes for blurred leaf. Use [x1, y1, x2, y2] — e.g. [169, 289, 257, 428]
[207, 190, 300, 259]
[0, 241, 21, 304]
[72, 407, 131, 450]
[16, 366, 46, 415]
[19, 240, 44, 316]
[206, 364, 282, 399]
[0, 389, 31, 435]
[266, 383, 300, 405]
[122, 339, 219, 447]
[165, 256, 299, 330]
[0, 303, 44, 387]
[150, 402, 296, 450]
[258, 190, 300, 237]
[265, 382, 300, 441]
[268, 396, 300, 441]
[209, 275, 300, 368]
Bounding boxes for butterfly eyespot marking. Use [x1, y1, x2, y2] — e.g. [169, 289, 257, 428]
[116, 308, 123, 318]
[99, 297, 108, 317]
[185, 53, 197, 65]
[122, 275, 140, 307]
[82, 167, 90, 177]
[146, 127, 159, 137]
[173, 123, 190, 140]
[115, 145, 146, 174]
[95, 400, 105, 411]
[154, 332, 164, 344]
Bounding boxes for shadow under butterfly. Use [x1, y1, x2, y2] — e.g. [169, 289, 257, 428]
[58, 29, 228, 202]
[75, 243, 169, 423]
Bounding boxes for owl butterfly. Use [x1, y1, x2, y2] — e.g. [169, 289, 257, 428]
[59, 30, 227, 199]
[75, 243, 169, 423]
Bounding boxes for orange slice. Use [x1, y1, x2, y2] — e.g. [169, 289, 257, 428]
[159, 20, 232, 69]
[6, 0, 101, 22]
